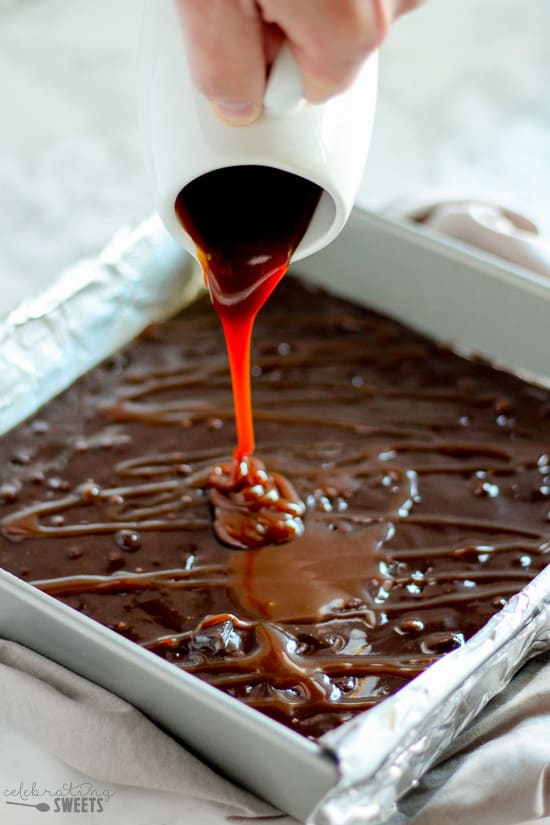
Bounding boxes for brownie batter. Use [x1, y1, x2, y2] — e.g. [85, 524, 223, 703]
[0, 278, 549, 739]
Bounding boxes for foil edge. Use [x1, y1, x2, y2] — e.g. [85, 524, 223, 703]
[0, 216, 204, 437]
[312, 567, 550, 825]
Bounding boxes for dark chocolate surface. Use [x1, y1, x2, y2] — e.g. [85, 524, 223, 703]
[1, 277, 549, 740]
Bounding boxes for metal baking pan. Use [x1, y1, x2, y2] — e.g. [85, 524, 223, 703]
[0, 209, 549, 825]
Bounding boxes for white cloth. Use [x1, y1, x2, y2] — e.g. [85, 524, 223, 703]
[0, 640, 295, 825]
[0, 641, 549, 825]
[384, 197, 550, 279]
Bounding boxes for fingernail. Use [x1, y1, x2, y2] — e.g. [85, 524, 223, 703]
[209, 99, 262, 126]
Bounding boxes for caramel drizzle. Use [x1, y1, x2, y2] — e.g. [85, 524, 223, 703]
[140, 615, 438, 716]
[102, 318, 518, 435]
[2, 478, 211, 538]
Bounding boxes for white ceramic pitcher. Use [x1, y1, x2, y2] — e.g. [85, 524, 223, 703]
[138, 0, 378, 263]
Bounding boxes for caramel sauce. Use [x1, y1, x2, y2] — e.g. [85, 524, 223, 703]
[175, 166, 321, 547]
[1, 280, 549, 739]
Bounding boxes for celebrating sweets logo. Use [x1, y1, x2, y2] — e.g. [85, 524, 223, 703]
[3, 781, 114, 814]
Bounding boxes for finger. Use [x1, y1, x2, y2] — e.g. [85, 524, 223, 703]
[263, 22, 285, 67]
[175, 0, 265, 125]
[395, 0, 426, 16]
[259, 0, 398, 103]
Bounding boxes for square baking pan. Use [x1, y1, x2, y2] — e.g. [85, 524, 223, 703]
[0, 209, 549, 825]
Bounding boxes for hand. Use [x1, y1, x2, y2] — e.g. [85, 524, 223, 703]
[175, 0, 423, 125]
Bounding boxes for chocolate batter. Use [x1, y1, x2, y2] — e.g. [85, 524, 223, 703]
[0, 278, 549, 739]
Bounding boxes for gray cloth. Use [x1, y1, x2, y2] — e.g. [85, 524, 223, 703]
[0, 640, 549, 825]
[0, 640, 295, 824]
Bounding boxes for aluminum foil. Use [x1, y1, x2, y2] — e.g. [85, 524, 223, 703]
[1, 214, 549, 825]
[0, 216, 203, 436]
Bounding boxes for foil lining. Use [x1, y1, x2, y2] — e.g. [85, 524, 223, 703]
[0, 216, 203, 437]
[0, 215, 549, 825]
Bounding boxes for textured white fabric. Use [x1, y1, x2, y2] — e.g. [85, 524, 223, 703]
[0, 641, 549, 825]
[0, 640, 296, 825]
[384, 198, 550, 279]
